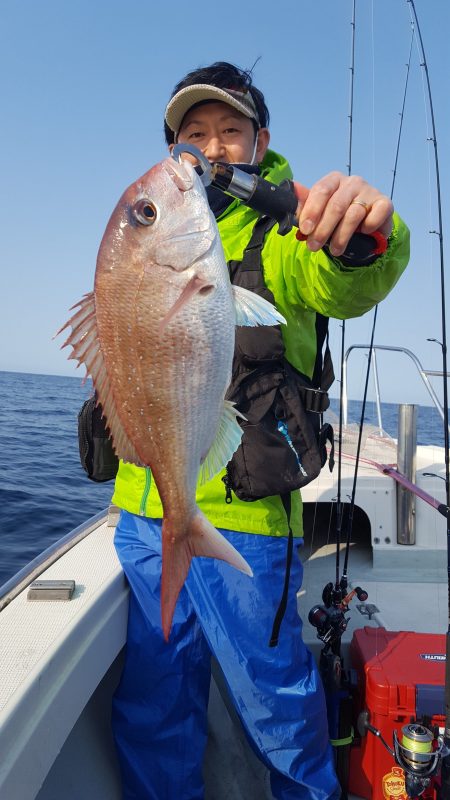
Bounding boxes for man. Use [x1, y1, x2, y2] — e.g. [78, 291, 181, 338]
[111, 62, 409, 799]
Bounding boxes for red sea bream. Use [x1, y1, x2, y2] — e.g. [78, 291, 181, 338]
[58, 156, 285, 639]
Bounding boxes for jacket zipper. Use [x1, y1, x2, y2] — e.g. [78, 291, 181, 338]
[139, 468, 151, 515]
[222, 467, 233, 504]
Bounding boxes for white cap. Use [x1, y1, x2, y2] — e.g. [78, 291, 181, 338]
[165, 84, 260, 136]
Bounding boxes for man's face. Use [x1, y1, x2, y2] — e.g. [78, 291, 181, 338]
[172, 101, 269, 165]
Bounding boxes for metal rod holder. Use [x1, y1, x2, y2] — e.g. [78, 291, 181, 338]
[397, 404, 417, 545]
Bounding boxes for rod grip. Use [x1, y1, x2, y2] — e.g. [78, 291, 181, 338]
[245, 177, 298, 234]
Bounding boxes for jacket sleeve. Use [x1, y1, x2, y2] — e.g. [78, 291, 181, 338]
[262, 212, 410, 320]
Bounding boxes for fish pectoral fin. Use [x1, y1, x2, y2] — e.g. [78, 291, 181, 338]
[159, 274, 215, 333]
[160, 512, 253, 641]
[199, 400, 245, 485]
[232, 285, 287, 327]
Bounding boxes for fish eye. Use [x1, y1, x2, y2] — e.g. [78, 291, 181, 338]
[132, 200, 157, 226]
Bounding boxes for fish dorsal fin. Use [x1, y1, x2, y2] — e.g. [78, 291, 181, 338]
[232, 285, 287, 327]
[57, 292, 143, 466]
[199, 400, 245, 485]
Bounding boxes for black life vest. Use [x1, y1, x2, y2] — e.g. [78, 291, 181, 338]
[224, 215, 335, 504]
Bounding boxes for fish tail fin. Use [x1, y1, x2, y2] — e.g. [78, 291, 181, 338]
[160, 511, 253, 641]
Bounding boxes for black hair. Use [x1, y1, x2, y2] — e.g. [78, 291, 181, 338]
[164, 61, 270, 145]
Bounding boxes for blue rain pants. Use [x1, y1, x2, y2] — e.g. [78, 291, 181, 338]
[112, 510, 341, 800]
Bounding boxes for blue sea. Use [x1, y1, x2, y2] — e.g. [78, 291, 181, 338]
[0, 370, 447, 589]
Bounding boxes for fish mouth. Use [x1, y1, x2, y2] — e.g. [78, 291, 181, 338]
[163, 158, 195, 191]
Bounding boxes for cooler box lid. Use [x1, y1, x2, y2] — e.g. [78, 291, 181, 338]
[350, 627, 446, 717]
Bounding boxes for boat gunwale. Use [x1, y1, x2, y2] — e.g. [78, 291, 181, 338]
[0, 508, 109, 612]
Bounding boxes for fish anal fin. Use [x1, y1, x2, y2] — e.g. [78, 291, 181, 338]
[160, 511, 252, 641]
[199, 400, 245, 485]
[232, 285, 286, 327]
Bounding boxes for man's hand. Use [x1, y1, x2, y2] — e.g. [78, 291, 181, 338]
[293, 172, 394, 257]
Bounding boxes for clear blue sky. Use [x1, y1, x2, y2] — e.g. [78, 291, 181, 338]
[1, 0, 449, 406]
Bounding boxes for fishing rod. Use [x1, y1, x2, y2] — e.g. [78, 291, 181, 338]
[412, 21, 450, 763]
[308, 9, 364, 796]
[335, 0, 357, 600]
[338, 14, 415, 614]
[305, 4, 371, 683]
[342, 450, 449, 518]
[402, 3, 450, 797]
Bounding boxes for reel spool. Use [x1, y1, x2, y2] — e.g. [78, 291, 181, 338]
[393, 723, 437, 776]
[393, 723, 442, 796]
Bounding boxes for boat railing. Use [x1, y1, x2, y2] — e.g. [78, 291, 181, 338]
[0, 509, 109, 613]
[342, 344, 450, 436]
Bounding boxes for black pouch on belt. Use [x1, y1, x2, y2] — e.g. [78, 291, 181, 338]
[77, 395, 119, 482]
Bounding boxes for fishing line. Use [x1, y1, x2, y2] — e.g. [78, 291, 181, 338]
[411, 11, 437, 292]
[332, 0, 357, 597]
[370, 0, 376, 185]
[391, 22, 414, 198]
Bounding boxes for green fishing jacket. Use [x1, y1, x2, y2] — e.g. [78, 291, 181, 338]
[112, 149, 410, 536]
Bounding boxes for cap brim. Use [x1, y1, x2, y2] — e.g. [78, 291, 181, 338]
[165, 84, 258, 135]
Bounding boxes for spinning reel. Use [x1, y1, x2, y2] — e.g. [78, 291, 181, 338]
[359, 714, 449, 798]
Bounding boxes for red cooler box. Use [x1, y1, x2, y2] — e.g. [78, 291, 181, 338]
[348, 627, 445, 799]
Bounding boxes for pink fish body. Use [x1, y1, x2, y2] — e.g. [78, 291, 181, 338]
[58, 157, 285, 639]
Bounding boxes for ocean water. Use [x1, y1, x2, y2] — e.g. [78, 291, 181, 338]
[0, 371, 113, 587]
[0, 370, 447, 589]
